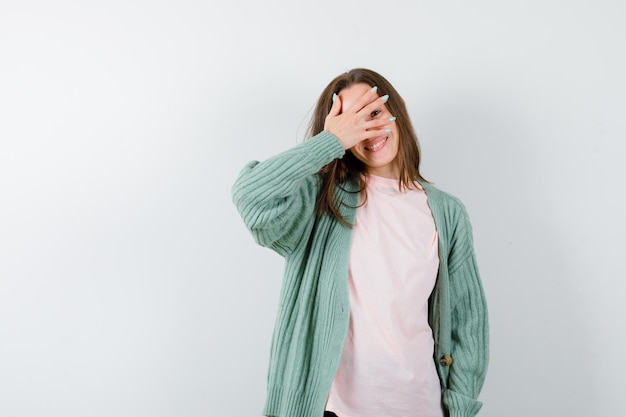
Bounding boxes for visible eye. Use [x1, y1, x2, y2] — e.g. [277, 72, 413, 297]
[370, 109, 381, 118]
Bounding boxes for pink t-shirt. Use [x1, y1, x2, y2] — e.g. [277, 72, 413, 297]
[326, 174, 443, 417]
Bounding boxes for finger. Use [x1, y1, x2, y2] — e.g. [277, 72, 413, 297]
[345, 85, 381, 113]
[363, 125, 392, 137]
[364, 115, 395, 130]
[359, 94, 390, 117]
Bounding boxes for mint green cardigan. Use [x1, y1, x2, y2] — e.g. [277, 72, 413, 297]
[232, 131, 488, 417]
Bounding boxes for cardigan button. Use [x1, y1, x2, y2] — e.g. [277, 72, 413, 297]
[439, 354, 453, 366]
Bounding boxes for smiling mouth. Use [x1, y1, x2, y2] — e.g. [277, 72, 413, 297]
[364, 136, 388, 151]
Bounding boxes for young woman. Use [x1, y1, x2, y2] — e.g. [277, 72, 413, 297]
[232, 69, 488, 417]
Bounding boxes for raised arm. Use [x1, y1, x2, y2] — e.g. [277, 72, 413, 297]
[232, 86, 393, 256]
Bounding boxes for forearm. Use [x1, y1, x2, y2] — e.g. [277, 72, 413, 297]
[444, 256, 489, 416]
[232, 131, 343, 206]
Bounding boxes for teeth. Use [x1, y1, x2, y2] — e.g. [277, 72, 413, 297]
[366, 137, 387, 151]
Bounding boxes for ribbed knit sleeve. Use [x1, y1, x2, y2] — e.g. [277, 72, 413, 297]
[231, 131, 345, 257]
[443, 204, 489, 417]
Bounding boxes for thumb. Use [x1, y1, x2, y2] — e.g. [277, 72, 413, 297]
[328, 93, 341, 116]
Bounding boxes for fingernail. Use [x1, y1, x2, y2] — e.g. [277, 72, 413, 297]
[385, 129, 392, 133]
[381, 95, 389, 102]
[370, 86, 378, 93]
[332, 93, 337, 102]
[388, 117, 396, 122]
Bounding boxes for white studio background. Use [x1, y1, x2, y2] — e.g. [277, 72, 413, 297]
[0, 0, 624, 416]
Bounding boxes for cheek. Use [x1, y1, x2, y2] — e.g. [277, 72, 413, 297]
[350, 142, 365, 153]
[350, 148, 367, 162]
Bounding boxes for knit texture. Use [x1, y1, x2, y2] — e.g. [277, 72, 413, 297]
[232, 131, 489, 417]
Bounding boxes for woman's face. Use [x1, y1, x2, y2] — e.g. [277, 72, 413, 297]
[338, 83, 400, 179]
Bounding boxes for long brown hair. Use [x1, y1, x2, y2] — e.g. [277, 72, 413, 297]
[307, 68, 427, 226]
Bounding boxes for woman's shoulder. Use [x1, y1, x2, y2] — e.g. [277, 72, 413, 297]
[419, 181, 468, 214]
[420, 182, 476, 256]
